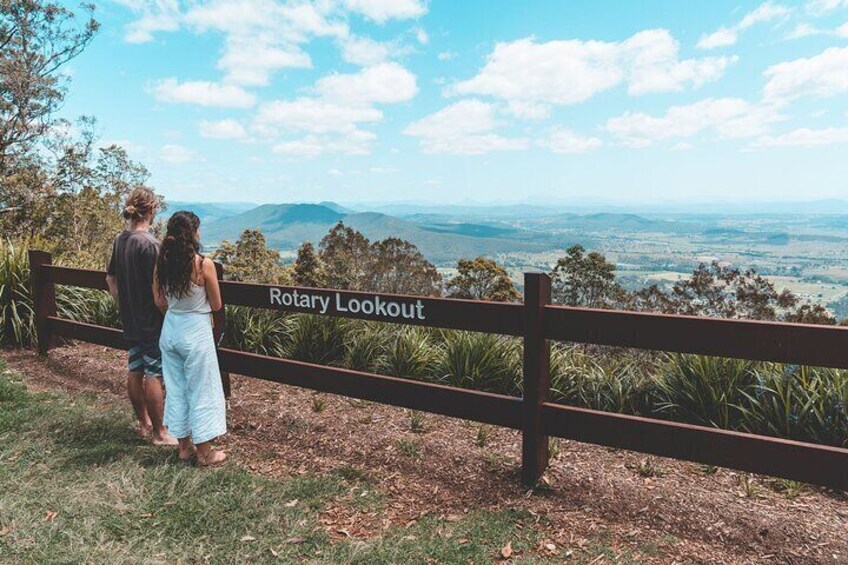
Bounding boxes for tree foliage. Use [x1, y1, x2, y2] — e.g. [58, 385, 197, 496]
[550, 245, 625, 308]
[446, 256, 520, 302]
[366, 237, 441, 296]
[292, 241, 324, 288]
[318, 222, 370, 290]
[213, 229, 291, 284]
[0, 0, 98, 168]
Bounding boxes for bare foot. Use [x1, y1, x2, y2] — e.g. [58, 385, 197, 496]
[197, 450, 228, 467]
[178, 443, 195, 462]
[151, 431, 179, 446]
[136, 424, 152, 439]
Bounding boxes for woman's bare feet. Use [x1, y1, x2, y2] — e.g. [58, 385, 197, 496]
[197, 450, 227, 467]
[177, 437, 195, 462]
[196, 441, 227, 466]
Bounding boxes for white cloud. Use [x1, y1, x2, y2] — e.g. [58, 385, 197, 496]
[403, 99, 528, 155]
[752, 125, 848, 147]
[538, 129, 602, 154]
[787, 20, 848, 39]
[112, 0, 180, 43]
[763, 46, 848, 101]
[671, 141, 694, 151]
[506, 101, 552, 120]
[257, 98, 383, 134]
[272, 130, 376, 157]
[160, 144, 195, 163]
[314, 63, 418, 105]
[340, 35, 391, 66]
[451, 30, 735, 107]
[415, 27, 429, 45]
[342, 0, 427, 23]
[696, 28, 739, 49]
[198, 119, 249, 141]
[806, 0, 848, 15]
[698, 2, 791, 49]
[605, 98, 783, 147]
[151, 79, 256, 108]
[437, 50, 457, 61]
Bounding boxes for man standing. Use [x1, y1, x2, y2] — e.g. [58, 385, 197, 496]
[106, 187, 176, 445]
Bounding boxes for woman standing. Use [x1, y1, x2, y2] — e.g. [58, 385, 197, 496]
[153, 211, 227, 466]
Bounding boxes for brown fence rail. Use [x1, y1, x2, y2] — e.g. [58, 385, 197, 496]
[28, 250, 848, 490]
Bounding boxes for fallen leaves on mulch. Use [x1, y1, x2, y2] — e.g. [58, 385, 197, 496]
[4, 345, 848, 564]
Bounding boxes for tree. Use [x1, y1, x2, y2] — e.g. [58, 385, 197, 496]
[367, 237, 442, 296]
[1, 0, 99, 168]
[446, 257, 520, 302]
[551, 245, 625, 308]
[318, 222, 370, 290]
[213, 229, 290, 284]
[293, 241, 324, 288]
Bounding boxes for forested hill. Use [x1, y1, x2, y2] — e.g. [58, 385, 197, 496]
[200, 203, 559, 263]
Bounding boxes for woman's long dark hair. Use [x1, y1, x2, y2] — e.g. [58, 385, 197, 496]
[157, 211, 201, 299]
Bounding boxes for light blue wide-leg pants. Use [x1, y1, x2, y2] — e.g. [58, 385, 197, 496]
[159, 311, 226, 444]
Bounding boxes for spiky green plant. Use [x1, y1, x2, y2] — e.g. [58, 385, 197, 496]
[0, 240, 36, 347]
[343, 322, 389, 372]
[433, 331, 522, 395]
[652, 354, 759, 429]
[56, 286, 120, 328]
[379, 327, 439, 381]
[549, 344, 649, 415]
[742, 365, 848, 447]
[223, 306, 288, 356]
[282, 314, 349, 365]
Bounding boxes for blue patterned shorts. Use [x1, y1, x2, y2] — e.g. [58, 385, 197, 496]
[127, 341, 163, 378]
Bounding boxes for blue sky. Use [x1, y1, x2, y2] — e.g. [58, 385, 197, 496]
[58, 0, 848, 205]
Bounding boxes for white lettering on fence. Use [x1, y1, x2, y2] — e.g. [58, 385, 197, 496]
[269, 288, 425, 321]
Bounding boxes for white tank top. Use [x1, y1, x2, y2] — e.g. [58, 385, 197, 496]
[167, 283, 212, 315]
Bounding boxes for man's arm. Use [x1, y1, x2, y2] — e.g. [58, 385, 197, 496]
[106, 274, 119, 302]
[106, 243, 119, 302]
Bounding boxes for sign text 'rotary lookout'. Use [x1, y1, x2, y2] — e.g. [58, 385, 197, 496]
[269, 287, 426, 321]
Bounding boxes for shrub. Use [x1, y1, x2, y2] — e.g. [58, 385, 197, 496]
[0, 240, 36, 347]
[282, 314, 349, 365]
[549, 344, 648, 415]
[742, 365, 848, 447]
[378, 327, 439, 381]
[223, 306, 288, 357]
[652, 354, 758, 429]
[433, 331, 521, 395]
[343, 322, 389, 373]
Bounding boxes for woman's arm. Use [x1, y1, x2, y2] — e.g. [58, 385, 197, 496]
[202, 257, 223, 312]
[152, 264, 168, 313]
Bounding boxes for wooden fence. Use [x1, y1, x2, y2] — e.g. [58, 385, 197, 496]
[28, 250, 848, 490]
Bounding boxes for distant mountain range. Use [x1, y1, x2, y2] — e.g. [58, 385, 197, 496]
[171, 199, 848, 265]
[200, 203, 564, 262]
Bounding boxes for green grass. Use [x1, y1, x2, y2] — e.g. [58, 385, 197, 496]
[0, 363, 571, 564]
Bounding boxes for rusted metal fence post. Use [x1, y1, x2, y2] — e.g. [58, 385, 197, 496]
[28, 250, 57, 355]
[212, 261, 231, 398]
[521, 272, 552, 487]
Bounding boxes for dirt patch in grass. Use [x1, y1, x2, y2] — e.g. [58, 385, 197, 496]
[4, 344, 848, 564]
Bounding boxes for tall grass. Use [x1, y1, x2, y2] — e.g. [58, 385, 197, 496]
[434, 331, 522, 394]
[0, 240, 36, 347]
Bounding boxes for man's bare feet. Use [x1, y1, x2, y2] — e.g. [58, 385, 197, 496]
[151, 430, 179, 446]
[196, 449, 227, 467]
[136, 424, 152, 439]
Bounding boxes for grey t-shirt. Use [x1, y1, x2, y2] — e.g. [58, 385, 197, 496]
[107, 230, 163, 343]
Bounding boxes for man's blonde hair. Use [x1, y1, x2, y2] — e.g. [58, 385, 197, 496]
[123, 187, 158, 221]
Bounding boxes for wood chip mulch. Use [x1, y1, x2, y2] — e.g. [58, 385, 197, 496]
[3, 344, 847, 564]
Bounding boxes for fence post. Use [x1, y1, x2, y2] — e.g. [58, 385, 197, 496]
[521, 272, 552, 487]
[212, 261, 231, 398]
[28, 250, 57, 355]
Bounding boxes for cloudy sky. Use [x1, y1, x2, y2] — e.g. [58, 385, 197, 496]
[60, 0, 848, 204]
